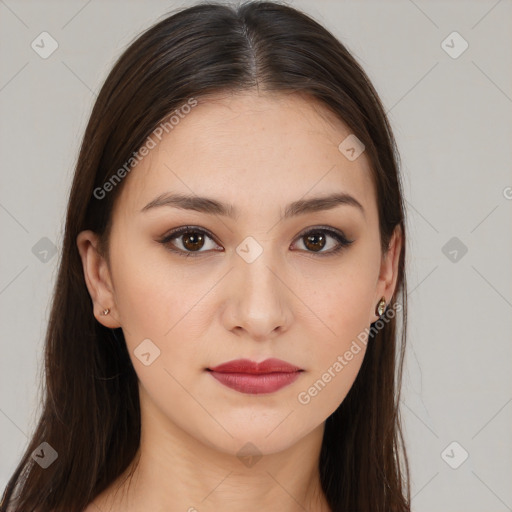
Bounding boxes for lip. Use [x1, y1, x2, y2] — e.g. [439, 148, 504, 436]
[209, 358, 302, 374]
[207, 358, 303, 395]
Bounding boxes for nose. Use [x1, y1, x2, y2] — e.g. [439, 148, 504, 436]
[220, 248, 293, 342]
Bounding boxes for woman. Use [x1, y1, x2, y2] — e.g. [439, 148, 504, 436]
[1, 2, 410, 510]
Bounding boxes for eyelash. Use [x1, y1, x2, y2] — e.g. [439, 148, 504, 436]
[158, 225, 354, 258]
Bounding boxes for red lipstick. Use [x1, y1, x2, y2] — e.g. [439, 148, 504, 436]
[207, 358, 303, 395]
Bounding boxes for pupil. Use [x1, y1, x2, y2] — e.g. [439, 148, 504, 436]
[305, 232, 325, 252]
[184, 233, 204, 251]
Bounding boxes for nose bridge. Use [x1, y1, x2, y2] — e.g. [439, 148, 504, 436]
[237, 236, 283, 304]
[225, 235, 291, 338]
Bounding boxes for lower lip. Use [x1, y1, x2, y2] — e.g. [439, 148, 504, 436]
[208, 371, 302, 394]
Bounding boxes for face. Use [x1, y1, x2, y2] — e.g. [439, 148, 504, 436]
[77, 91, 401, 457]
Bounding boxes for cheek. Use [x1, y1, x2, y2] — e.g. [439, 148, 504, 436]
[109, 235, 216, 377]
[298, 255, 378, 406]
[297, 289, 370, 414]
[308, 259, 377, 346]
[108, 234, 183, 348]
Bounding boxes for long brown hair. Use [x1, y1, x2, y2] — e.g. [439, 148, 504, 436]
[1, 2, 409, 510]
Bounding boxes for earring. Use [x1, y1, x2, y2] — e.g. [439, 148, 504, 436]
[100, 308, 111, 316]
[376, 297, 386, 317]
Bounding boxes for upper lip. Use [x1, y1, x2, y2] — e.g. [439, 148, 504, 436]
[208, 358, 303, 374]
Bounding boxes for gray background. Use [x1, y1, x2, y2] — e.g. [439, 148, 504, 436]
[1, 0, 511, 510]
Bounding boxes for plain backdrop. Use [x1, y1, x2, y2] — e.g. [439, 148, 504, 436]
[1, 1, 511, 510]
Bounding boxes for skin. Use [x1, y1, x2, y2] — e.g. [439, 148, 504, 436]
[77, 90, 401, 512]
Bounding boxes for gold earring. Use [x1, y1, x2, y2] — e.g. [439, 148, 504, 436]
[101, 308, 111, 316]
[376, 297, 386, 316]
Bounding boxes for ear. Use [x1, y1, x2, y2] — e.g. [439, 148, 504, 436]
[371, 225, 402, 323]
[76, 230, 121, 329]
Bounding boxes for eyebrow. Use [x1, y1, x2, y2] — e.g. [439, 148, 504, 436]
[140, 191, 365, 219]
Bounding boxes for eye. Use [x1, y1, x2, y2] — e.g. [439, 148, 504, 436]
[291, 226, 354, 256]
[159, 226, 221, 257]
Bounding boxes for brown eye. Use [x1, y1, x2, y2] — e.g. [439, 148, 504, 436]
[293, 227, 354, 256]
[181, 232, 205, 251]
[303, 231, 327, 252]
[159, 226, 220, 257]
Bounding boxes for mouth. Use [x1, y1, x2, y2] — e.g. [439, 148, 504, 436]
[206, 358, 304, 395]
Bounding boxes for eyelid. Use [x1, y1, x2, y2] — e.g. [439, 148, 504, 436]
[294, 225, 353, 244]
[160, 225, 218, 243]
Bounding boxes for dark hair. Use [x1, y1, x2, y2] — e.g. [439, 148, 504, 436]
[1, 1, 409, 510]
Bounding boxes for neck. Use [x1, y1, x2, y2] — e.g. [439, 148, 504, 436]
[93, 387, 331, 512]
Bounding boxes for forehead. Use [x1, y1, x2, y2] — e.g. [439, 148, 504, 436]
[113, 91, 377, 221]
